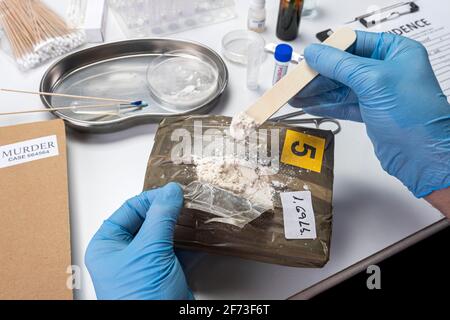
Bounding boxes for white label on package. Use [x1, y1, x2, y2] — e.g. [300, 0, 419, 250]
[280, 191, 317, 240]
[0, 135, 59, 169]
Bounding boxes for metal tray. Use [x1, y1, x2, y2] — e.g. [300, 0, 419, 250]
[40, 39, 229, 132]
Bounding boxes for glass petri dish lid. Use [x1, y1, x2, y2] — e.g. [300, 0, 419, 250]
[222, 29, 266, 65]
[147, 49, 219, 111]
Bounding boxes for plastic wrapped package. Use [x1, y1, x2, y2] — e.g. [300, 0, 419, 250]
[143, 115, 334, 268]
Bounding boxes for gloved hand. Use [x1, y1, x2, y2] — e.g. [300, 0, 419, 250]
[85, 183, 193, 300]
[291, 31, 450, 198]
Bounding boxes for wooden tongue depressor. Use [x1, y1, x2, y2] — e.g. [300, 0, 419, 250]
[245, 27, 357, 125]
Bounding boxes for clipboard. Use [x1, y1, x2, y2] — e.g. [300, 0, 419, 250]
[313, 0, 450, 98]
[316, 1, 420, 41]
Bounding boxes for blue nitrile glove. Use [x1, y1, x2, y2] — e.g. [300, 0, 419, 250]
[291, 31, 450, 198]
[85, 183, 194, 300]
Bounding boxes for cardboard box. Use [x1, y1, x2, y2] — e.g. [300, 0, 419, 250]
[0, 119, 73, 300]
[83, 0, 108, 43]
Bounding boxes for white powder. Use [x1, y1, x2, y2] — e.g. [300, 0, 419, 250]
[271, 180, 286, 188]
[229, 112, 258, 140]
[195, 157, 274, 210]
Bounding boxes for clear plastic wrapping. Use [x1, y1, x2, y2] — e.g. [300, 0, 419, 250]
[184, 182, 266, 228]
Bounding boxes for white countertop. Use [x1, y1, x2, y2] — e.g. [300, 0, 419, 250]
[0, 0, 444, 300]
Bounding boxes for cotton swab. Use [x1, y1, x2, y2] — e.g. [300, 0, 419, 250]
[0, 102, 150, 116]
[0, 88, 135, 104]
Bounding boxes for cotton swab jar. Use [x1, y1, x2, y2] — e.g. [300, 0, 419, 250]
[0, 0, 86, 71]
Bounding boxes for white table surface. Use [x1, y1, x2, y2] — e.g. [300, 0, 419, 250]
[0, 0, 444, 300]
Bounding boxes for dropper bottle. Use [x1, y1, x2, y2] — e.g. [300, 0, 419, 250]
[248, 0, 266, 33]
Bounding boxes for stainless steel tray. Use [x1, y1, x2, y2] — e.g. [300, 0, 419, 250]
[40, 39, 228, 132]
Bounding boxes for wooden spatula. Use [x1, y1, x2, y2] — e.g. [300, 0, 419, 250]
[245, 27, 357, 126]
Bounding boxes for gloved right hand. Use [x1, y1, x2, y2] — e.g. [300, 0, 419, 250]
[291, 31, 450, 198]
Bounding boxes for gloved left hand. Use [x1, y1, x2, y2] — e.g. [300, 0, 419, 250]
[85, 183, 194, 300]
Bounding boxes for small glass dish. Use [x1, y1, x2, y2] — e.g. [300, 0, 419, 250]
[147, 49, 219, 111]
[222, 29, 266, 65]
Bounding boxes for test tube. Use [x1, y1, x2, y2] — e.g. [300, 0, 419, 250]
[247, 41, 264, 90]
[272, 44, 293, 85]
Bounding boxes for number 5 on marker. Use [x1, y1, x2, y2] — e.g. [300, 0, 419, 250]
[281, 130, 326, 173]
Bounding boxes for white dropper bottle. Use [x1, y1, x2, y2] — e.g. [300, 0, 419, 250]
[248, 0, 266, 33]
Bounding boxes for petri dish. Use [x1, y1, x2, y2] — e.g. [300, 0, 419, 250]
[147, 49, 219, 111]
[222, 29, 266, 65]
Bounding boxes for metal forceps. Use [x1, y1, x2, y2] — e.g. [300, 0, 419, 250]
[270, 110, 342, 135]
